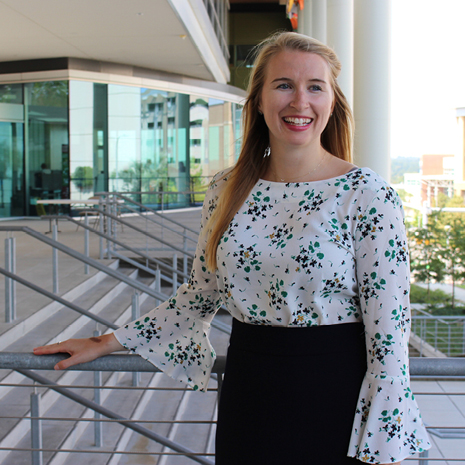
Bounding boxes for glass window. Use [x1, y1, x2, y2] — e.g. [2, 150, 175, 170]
[25, 81, 69, 215]
[0, 84, 23, 104]
[0, 122, 24, 217]
[69, 81, 108, 201]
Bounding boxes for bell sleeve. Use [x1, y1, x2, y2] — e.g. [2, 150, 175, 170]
[348, 184, 431, 463]
[113, 179, 224, 392]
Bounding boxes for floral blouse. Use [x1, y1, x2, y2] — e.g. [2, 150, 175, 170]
[114, 167, 430, 463]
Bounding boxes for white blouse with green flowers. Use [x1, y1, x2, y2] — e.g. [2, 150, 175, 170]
[114, 167, 431, 464]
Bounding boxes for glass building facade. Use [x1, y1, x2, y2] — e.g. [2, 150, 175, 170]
[0, 79, 242, 218]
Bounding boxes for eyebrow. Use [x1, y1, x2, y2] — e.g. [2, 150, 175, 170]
[270, 77, 328, 86]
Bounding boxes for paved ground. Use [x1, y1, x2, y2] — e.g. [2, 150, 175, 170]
[416, 281, 465, 304]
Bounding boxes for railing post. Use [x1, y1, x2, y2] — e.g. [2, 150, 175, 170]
[52, 222, 59, 294]
[106, 196, 112, 259]
[172, 254, 178, 295]
[155, 269, 161, 307]
[5, 236, 16, 322]
[99, 198, 104, 260]
[462, 320, 465, 355]
[31, 389, 43, 465]
[448, 323, 452, 356]
[183, 233, 188, 281]
[84, 214, 90, 275]
[93, 329, 103, 447]
[419, 448, 428, 465]
[112, 199, 118, 244]
[132, 292, 141, 386]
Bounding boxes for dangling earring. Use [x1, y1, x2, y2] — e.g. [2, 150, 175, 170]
[263, 146, 271, 158]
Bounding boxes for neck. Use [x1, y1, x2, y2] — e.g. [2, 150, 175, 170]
[265, 145, 328, 183]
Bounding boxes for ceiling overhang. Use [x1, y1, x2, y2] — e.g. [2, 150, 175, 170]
[0, 0, 230, 84]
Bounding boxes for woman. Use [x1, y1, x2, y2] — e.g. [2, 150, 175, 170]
[34, 32, 430, 464]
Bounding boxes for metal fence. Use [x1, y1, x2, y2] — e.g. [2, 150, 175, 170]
[0, 355, 464, 464]
[412, 308, 465, 357]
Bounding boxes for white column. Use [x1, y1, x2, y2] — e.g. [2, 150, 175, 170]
[298, 0, 312, 36]
[354, 0, 391, 181]
[312, 0, 327, 44]
[327, 0, 354, 109]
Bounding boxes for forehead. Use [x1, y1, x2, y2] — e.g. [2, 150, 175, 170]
[264, 50, 331, 82]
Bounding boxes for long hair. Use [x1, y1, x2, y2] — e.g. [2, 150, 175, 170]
[205, 31, 354, 271]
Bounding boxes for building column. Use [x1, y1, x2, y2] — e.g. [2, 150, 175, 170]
[312, 0, 327, 44]
[353, 0, 391, 181]
[298, 0, 312, 36]
[327, 0, 354, 108]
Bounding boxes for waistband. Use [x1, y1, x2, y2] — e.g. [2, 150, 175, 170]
[229, 319, 366, 357]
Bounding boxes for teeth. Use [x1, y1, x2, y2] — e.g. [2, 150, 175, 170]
[284, 117, 312, 125]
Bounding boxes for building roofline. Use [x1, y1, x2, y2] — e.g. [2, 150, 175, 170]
[0, 57, 246, 104]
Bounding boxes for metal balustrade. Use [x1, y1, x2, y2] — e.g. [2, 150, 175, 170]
[2, 194, 465, 463]
[412, 308, 465, 357]
[0, 355, 464, 464]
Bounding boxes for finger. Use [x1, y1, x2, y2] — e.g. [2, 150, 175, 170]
[54, 356, 74, 370]
[33, 341, 68, 355]
[54, 350, 90, 370]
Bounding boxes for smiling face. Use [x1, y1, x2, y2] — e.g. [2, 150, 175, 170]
[258, 50, 334, 155]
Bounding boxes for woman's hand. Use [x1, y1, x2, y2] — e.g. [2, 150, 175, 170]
[33, 333, 125, 370]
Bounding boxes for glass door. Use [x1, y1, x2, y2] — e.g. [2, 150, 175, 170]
[0, 122, 24, 217]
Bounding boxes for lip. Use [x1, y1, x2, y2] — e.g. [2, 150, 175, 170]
[282, 115, 313, 131]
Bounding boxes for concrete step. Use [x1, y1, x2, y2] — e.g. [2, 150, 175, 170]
[0, 265, 161, 463]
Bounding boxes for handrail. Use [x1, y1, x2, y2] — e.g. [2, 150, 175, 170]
[0, 224, 231, 335]
[412, 315, 465, 321]
[1, 354, 464, 464]
[98, 191, 202, 236]
[15, 368, 214, 465]
[107, 192, 201, 238]
[0, 353, 463, 377]
[0, 353, 226, 372]
[0, 267, 118, 330]
[44, 215, 191, 281]
[117, 203, 198, 246]
[0, 226, 168, 301]
[98, 210, 196, 259]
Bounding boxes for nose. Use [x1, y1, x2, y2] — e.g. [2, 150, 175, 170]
[290, 88, 309, 110]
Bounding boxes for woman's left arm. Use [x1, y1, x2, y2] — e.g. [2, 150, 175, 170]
[348, 182, 430, 464]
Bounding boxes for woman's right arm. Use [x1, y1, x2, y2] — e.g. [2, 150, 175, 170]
[33, 333, 125, 370]
[33, 172, 227, 381]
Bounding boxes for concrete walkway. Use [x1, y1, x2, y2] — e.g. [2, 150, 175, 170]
[415, 281, 465, 304]
[409, 282, 465, 464]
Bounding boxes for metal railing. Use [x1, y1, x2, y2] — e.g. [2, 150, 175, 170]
[201, 0, 230, 61]
[411, 307, 465, 357]
[1, 220, 232, 336]
[95, 191, 201, 262]
[0, 355, 464, 464]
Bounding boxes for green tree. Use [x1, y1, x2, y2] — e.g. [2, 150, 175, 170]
[390, 157, 420, 184]
[441, 218, 465, 307]
[412, 208, 465, 307]
[409, 227, 446, 290]
[72, 166, 93, 191]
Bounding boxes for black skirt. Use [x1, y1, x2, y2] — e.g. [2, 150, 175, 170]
[216, 319, 367, 465]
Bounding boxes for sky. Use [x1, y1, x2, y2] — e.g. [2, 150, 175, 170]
[390, 0, 465, 158]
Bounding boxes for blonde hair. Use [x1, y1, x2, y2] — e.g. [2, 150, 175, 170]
[205, 31, 354, 271]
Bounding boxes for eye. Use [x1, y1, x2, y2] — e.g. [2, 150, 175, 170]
[277, 83, 291, 90]
[309, 85, 323, 92]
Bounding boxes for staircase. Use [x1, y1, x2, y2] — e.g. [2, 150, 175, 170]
[0, 214, 230, 465]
